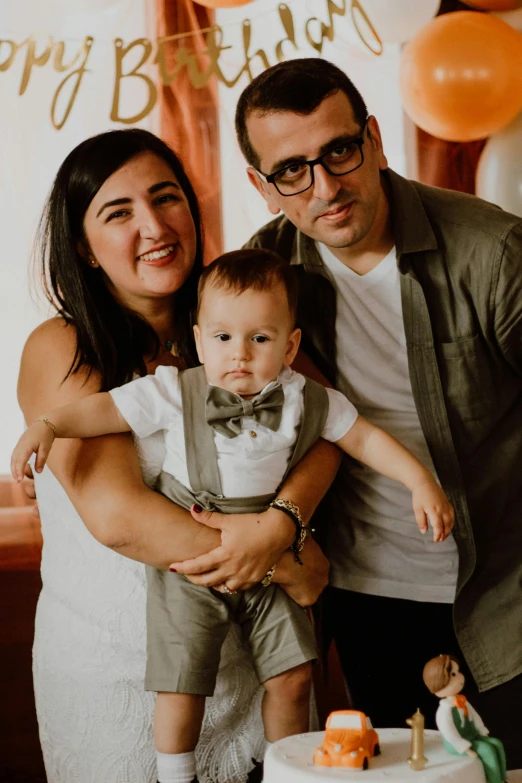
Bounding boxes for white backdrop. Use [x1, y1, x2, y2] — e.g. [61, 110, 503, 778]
[0, 0, 155, 472]
[0, 0, 408, 472]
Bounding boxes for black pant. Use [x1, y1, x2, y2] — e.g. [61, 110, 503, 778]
[322, 587, 522, 769]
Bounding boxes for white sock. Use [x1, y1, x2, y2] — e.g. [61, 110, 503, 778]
[156, 750, 196, 783]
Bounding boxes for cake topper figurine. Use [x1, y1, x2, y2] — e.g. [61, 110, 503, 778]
[423, 655, 507, 783]
[406, 708, 427, 770]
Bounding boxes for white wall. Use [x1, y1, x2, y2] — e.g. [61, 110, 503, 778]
[0, 0, 156, 472]
[215, 0, 407, 250]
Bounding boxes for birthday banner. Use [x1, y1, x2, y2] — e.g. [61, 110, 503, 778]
[0, 0, 383, 129]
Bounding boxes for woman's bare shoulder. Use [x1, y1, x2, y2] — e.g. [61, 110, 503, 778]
[18, 317, 100, 416]
[23, 316, 77, 355]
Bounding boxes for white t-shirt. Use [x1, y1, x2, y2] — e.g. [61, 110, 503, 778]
[317, 242, 458, 603]
[110, 365, 357, 498]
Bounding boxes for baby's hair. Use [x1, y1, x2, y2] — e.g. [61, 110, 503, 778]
[422, 654, 460, 694]
[197, 248, 299, 324]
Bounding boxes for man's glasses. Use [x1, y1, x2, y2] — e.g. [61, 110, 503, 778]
[256, 121, 368, 197]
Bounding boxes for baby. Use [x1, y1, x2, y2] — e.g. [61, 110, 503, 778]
[12, 249, 454, 783]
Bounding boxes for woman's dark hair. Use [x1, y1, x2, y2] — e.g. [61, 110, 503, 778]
[197, 248, 299, 326]
[38, 128, 202, 391]
[235, 58, 368, 169]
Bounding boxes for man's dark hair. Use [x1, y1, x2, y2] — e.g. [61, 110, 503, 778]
[235, 58, 368, 169]
[197, 248, 299, 325]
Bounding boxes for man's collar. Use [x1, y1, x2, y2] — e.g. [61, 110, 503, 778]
[386, 169, 438, 259]
[291, 229, 322, 270]
[289, 168, 438, 271]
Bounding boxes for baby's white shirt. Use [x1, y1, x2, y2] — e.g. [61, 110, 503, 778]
[110, 365, 357, 497]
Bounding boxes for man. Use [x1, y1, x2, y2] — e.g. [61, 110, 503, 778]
[235, 57, 522, 765]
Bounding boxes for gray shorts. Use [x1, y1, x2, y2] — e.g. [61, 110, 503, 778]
[144, 567, 317, 696]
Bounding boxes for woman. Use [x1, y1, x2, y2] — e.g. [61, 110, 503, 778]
[18, 129, 337, 783]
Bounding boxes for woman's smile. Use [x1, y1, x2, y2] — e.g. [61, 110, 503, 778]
[137, 243, 179, 266]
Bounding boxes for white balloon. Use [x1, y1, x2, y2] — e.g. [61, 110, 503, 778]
[359, 0, 441, 43]
[491, 8, 522, 32]
[476, 111, 522, 218]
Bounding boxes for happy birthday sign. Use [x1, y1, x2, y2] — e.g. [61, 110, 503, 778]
[0, 0, 381, 130]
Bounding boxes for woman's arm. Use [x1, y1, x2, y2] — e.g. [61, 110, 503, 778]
[18, 318, 220, 570]
[20, 322, 340, 579]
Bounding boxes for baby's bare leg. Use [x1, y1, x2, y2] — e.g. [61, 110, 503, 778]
[155, 692, 205, 782]
[155, 692, 205, 753]
[262, 662, 313, 741]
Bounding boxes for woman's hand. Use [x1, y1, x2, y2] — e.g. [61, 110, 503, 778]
[168, 504, 296, 591]
[272, 537, 330, 607]
[20, 463, 40, 518]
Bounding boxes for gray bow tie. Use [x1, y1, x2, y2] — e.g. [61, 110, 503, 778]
[205, 383, 284, 439]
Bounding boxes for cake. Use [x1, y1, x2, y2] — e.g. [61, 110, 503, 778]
[264, 728, 486, 783]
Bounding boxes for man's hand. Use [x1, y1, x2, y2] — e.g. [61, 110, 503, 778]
[168, 504, 295, 591]
[273, 537, 330, 607]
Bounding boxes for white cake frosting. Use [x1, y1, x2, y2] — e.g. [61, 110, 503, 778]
[264, 729, 486, 783]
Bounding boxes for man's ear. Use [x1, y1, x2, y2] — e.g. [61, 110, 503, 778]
[283, 327, 301, 367]
[77, 240, 99, 268]
[246, 167, 281, 216]
[193, 324, 204, 364]
[366, 115, 388, 172]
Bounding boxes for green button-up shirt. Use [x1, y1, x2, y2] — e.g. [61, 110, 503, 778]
[246, 169, 522, 692]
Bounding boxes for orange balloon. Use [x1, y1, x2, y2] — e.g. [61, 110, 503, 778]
[193, 0, 253, 7]
[400, 11, 522, 141]
[461, 1, 522, 10]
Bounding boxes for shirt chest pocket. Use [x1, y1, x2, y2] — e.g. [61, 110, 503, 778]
[438, 333, 496, 423]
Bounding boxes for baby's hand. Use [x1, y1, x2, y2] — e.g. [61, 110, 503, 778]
[411, 478, 454, 542]
[11, 420, 56, 482]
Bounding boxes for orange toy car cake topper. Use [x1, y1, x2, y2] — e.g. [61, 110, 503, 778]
[314, 710, 381, 771]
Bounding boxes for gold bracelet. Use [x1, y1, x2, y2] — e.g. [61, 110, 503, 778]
[269, 498, 307, 564]
[261, 564, 277, 587]
[37, 417, 57, 437]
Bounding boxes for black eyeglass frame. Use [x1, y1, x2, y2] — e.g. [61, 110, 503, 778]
[256, 119, 369, 197]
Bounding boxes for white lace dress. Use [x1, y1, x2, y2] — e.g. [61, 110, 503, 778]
[32, 431, 265, 783]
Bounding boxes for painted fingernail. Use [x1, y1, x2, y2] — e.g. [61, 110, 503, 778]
[169, 567, 177, 572]
[193, 504, 203, 513]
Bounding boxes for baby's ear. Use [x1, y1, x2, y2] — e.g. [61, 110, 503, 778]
[193, 324, 204, 363]
[284, 327, 301, 366]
